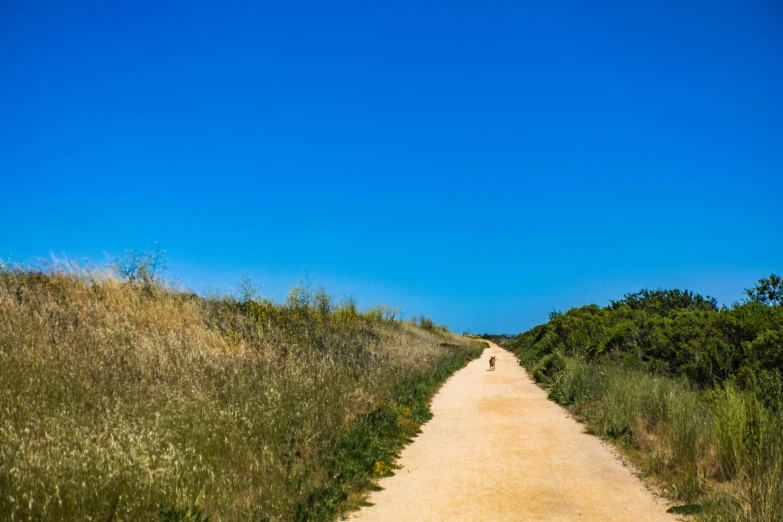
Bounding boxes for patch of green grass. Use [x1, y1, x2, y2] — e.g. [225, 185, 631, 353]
[667, 503, 703, 515]
[294, 346, 481, 521]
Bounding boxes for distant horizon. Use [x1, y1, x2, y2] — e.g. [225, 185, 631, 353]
[3, 246, 775, 335]
[2, 1, 781, 334]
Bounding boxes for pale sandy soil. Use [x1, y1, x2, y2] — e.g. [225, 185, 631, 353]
[349, 342, 677, 522]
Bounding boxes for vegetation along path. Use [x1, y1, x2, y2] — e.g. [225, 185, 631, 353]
[352, 342, 675, 521]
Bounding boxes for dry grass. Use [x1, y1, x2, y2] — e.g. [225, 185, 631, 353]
[533, 357, 783, 521]
[0, 262, 481, 521]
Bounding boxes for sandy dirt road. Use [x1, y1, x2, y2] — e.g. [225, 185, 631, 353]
[350, 342, 676, 521]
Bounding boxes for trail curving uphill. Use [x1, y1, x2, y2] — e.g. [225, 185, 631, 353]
[351, 342, 676, 521]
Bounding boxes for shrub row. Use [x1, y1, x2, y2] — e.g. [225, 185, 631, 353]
[509, 277, 783, 521]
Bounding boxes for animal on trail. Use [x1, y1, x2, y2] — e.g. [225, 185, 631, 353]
[489, 355, 496, 371]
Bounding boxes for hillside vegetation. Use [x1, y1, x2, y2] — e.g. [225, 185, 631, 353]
[0, 252, 483, 521]
[507, 276, 783, 521]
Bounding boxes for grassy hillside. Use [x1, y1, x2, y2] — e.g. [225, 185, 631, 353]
[507, 277, 783, 521]
[0, 257, 483, 521]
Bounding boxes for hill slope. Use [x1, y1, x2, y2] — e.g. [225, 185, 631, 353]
[0, 265, 482, 521]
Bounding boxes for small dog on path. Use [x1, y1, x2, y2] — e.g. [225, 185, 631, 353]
[489, 356, 496, 371]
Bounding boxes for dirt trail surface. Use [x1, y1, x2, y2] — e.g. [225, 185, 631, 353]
[350, 342, 676, 522]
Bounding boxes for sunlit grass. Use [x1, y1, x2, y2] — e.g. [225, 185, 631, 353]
[525, 355, 783, 521]
[0, 261, 482, 521]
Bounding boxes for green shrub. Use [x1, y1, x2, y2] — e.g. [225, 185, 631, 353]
[531, 352, 566, 384]
[509, 276, 783, 520]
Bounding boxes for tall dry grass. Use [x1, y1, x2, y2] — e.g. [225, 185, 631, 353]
[529, 356, 783, 521]
[0, 262, 481, 521]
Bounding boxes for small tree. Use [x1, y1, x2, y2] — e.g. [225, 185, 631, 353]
[287, 272, 314, 310]
[235, 272, 261, 303]
[418, 315, 436, 331]
[114, 243, 168, 287]
[745, 274, 783, 307]
[313, 285, 332, 316]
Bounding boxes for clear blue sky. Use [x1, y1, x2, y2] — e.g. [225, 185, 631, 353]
[2, 1, 781, 333]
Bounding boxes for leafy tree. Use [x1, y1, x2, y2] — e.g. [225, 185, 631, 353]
[608, 288, 717, 316]
[507, 277, 783, 391]
[744, 274, 783, 307]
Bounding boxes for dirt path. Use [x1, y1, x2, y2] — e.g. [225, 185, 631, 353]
[350, 342, 676, 521]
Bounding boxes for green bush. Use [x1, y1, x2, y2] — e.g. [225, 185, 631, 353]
[508, 275, 783, 520]
[531, 352, 566, 384]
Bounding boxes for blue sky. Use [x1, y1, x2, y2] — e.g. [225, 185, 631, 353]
[2, 1, 781, 333]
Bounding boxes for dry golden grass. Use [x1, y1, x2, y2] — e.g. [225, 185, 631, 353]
[0, 264, 481, 521]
